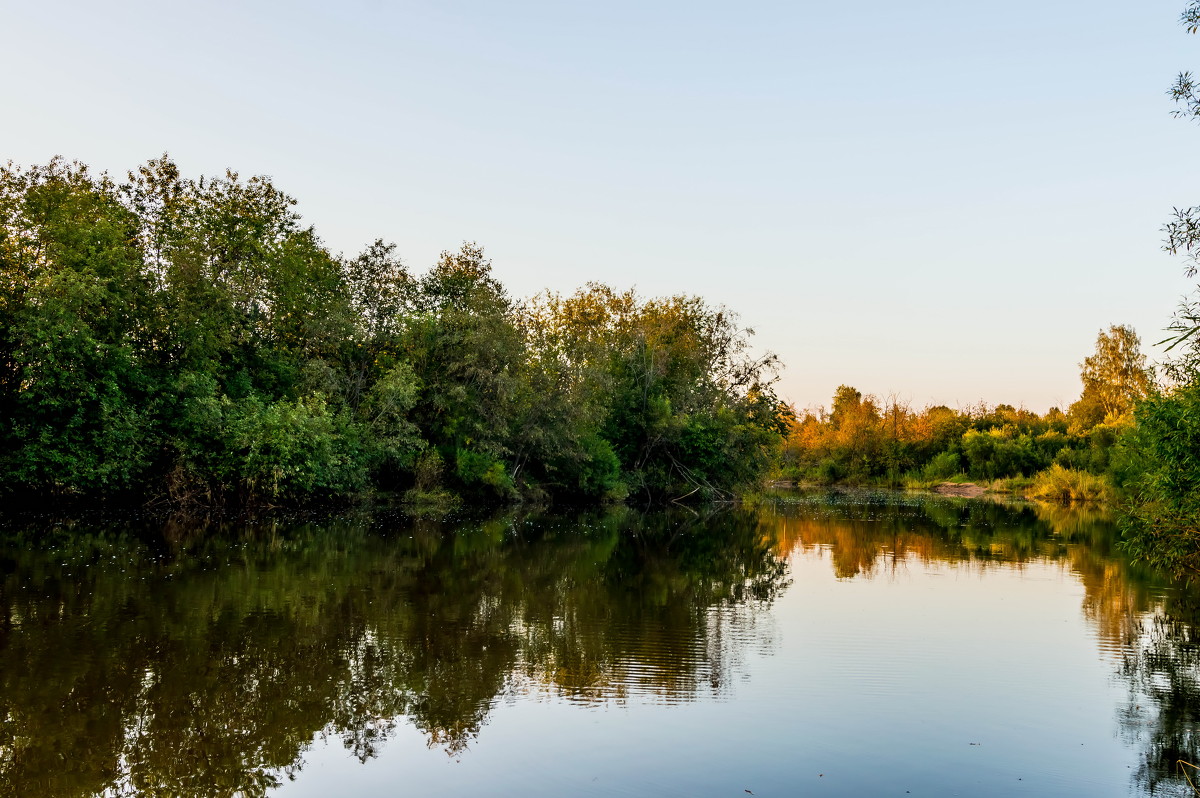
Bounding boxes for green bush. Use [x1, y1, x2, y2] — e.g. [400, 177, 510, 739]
[1117, 385, 1200, 575]
[574, 434, 623, 499]
[455, 448, 516, 498]
[815, 459, 844, 484]
[961, 429, 1043, 480]
[226, 394, 368, 500]
[922, 450, 962, 481]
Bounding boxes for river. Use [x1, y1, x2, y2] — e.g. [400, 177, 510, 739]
[1, 491, 1197, 797]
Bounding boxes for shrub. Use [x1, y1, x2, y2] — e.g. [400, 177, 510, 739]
[575, 434, 623, 499]
[226, 394, 368, 500]
[1027, 464, 1111, 503]
[922, 450, 962, 481]
[455, 448, 516, 498]
[815, 459, 844, 484]
[1117, 385, 1200, 575]
[962, 429, 1043, 479]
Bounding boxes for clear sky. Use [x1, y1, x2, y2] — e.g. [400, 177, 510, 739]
[5, 0, 1198, 412]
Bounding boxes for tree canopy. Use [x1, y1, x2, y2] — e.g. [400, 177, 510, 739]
[0, 156, 788, 507]
[1069, 324, 1153, 427]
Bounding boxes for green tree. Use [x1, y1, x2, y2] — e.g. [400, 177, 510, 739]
[403, 244, 526, 498]
[0, 155, 786, 507]
[340, 239, 415, 409]
[519, 284, 787, 500]
[122, 158, 369, 502]
[0, 159, 157, 494]
[1068, 325, 1153, 428]
[1117, 383, 1200, 575]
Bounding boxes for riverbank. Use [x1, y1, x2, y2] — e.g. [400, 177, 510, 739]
[769, 463, 1115, 506]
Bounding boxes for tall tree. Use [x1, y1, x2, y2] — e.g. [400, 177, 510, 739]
[0, 159, 157, 494]
[1069, 325, 1153, 427]
[404, 244, 527, 498]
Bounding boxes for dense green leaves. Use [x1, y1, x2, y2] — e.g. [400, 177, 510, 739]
[1116, 384, 1200, 576]
[0, 160, 155, 494]
[0, 157, 787, 506]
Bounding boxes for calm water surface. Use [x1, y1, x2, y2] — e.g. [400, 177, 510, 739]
[3, 491, 1199, 797]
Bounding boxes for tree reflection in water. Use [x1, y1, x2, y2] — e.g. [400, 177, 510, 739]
[2, 493, 1200, 797]
[0, 505, 786, 797]
[769, 490, 1200, 797]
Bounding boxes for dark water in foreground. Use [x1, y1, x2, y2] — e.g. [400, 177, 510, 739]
[3, 491, 1200, 797]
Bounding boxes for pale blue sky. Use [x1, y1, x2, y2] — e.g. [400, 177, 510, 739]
[5, 0, 1198, 411]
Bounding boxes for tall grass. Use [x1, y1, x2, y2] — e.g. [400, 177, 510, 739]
[1026, 464, 1112, 503]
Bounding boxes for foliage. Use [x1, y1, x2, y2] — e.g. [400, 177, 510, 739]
[1027, 464, 1112, 504]
[1114, 4, 1200, 576]
[1068, 325, 1153, 427]
[1116, 383, 1200, 576]
[780, 326, 1146, 494]
[781, 390, 1083, 486]
[922, 450, 962, 481]
[0, 161, 150, 488]
[0, 157, 788, 506]
[520, 285, 787, 501]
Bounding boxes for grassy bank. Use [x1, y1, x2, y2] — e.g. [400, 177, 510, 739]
[774, 464, 1115, 506]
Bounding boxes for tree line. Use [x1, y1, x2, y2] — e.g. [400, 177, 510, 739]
[776, 0, 1200, 576]
[778, 324, 1150, 501]
[0, 157, 788, 507]
[779, 309, 1200, 579]
[776, 0, 1200, 577]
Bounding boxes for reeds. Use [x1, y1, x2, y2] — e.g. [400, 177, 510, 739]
[1026, 464, 1112, 503]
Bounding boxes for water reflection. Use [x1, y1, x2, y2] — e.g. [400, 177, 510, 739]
[0, 506, 785, 796]
[771, 490, 1200, 795]
[0, 493, 1198, 797]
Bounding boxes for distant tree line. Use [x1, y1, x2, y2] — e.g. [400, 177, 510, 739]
[778, 0, 1200, 578]
[778, 325, 1151, 503]
[0, 157, 788, 507]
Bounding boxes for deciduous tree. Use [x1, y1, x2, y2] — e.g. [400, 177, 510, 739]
[1069, 325, 1153, 428]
